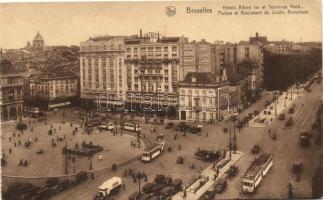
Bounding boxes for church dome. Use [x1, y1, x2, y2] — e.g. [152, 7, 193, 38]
[33, 31, 44, 42]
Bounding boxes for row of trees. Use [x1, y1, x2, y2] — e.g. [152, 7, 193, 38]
[263, 49, 322, 91]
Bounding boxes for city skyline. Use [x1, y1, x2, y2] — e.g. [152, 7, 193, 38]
[0, 0, 322, 49]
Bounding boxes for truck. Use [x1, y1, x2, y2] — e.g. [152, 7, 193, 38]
[242, 153, 273, 193]
[96, 177, 122, 200]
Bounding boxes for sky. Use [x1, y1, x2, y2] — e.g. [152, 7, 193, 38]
[0, 0, 322, 49]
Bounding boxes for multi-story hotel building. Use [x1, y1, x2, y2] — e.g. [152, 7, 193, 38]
[80, 35, 128, 108]
[124, 35, 191, 114]
[178, 72, 238, 122]
[0, 60, 23, 121]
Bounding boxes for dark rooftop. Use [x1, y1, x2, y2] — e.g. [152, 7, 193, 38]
[181, 72, 219, 85]
[0, 59, 20, 75]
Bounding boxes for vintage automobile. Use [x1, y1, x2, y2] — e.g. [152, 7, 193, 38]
[226, 165, 239, 179]
[165, 122, 174, 129]
[213, 178, 228, 193]
[278, 113, 285, 120]
[195, 149, 221, 162]
[251, 144, 260, 154]
[300, 132, 311, 147]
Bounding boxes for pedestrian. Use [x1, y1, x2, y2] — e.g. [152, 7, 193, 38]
[178, 144, 182, 150]
[14, 143, 16, 147]
[9, 137, 11, 142]
[174, 134, 177, 140]
[13, 132, 15, 137]
[122, 183, 126, 190]
[9, 148, 12, 154]
[18, 140, 21, 145]
[18, 134, 20, 138]
[35, 137, 38, 142]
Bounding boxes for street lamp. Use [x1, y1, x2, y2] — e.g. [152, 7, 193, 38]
[136, 172, 143, 195]
[232, 116, 237, 153]
[274, 94, 277, 116]
[217, 88, 221, 121]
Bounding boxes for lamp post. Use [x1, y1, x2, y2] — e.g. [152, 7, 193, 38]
[274, 94, 277, 116]
[217, 88, 221, 121]
[233, 116, 237, 153]
[229, 125, 232, 160]
[285, 95, 287, 107]
[136, 172, 143, 195]
[64, 141, 68, 174]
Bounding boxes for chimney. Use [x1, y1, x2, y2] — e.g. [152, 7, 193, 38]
[140, 29, 142, 38]
[256, 32, 259, 38]
[157, 32, 160, 41]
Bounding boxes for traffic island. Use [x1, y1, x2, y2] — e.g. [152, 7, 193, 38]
[172, 151, 243, 200]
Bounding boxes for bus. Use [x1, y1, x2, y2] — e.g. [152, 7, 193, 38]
[122, 122, 141, 132]
[242, 153, 273, 193]
[142, 144, 164, 162]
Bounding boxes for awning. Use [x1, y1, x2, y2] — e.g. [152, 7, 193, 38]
[94, 100, 124, 106]
[49, 101, 71, 108]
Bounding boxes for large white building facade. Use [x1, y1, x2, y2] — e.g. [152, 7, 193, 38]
[80, 36, 128, 109]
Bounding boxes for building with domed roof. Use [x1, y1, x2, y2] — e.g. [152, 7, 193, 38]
[32, 31, 45, 51]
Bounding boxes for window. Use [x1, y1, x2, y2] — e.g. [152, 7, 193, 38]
[126, 48, 131, 53]
[189, 111, 192, 118]
[203, 113, 206, 120]
[156, 47, 161, 52]
[164, 47, 168, 52]
[245, 47, 250, 58]
[172, 46, 177, 52]
[148, 47, 153, 52]
[165, 77, 169, 83]
[134, 48, 138, 53]
[165, 85, 169, 92]
[181, 89, 185, 95]
[140, 47, 146, 52]
[164, 69, 168, 75]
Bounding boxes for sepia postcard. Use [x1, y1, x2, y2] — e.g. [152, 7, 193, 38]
[0, 0, 322, 199]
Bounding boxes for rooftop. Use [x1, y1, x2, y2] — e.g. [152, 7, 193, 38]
[179, 72, 229, 87]
[0, 60, 20, 76]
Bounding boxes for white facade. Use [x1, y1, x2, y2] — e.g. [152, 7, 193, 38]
[80, 36, 127, 100]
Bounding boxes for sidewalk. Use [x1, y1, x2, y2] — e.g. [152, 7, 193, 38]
[249, 86, 303, 128]
[172, 152, 243, 200]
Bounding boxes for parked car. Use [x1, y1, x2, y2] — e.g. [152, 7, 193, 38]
[278, 113, 285, 120]
[214, 178, 227, 193]
[251, 144, 260, 154]
[165, 122, 174, 129]
[300, 132, 311, 147]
